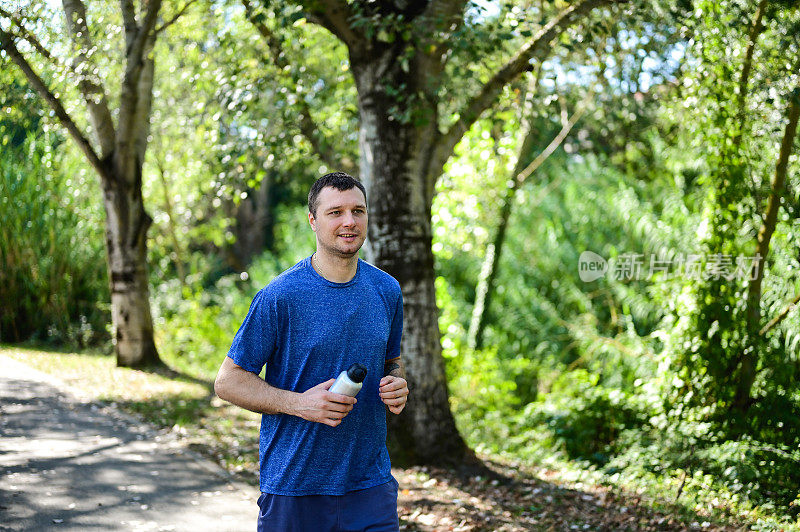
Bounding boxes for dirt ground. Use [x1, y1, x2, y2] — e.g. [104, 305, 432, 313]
[393, 459, 743, 531]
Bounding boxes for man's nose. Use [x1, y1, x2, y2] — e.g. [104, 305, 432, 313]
[343, 211, 356, 226]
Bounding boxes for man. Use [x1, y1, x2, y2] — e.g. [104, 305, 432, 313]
[215, 172, 409, 532]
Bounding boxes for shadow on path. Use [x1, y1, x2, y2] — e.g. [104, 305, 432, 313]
[0, 356, 258, 532]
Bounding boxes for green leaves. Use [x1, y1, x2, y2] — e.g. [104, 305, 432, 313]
[0, 129, 108, 346]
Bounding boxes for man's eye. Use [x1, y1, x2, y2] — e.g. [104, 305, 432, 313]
[331, 211, 340, 215]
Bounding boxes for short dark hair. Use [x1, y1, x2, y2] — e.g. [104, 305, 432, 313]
[308, 172, 367, 216]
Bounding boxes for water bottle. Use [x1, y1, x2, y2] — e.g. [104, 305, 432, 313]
[329, 363, 367, 397]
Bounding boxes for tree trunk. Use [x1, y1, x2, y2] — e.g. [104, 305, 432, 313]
[469, 98, 586, 350]
[293, 0, 619, 466]
[0, 3, 163, 368]
[231, 176, 273, 269]
[467, 126, 535, 350]
[351, 53, 469, 466]
[103, 162, 160, 368]
[735, 87, 800, 411]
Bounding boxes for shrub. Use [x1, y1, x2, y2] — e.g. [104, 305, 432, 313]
[0, 134, 108, 347]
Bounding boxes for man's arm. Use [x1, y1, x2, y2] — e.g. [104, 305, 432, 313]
[214, 357, 356, 427]
[379, 356, 409, 414]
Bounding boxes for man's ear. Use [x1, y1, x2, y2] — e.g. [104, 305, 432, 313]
[308, 211, 317, 231]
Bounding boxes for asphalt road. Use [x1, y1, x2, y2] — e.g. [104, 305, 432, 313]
[0, 354, 259, 531]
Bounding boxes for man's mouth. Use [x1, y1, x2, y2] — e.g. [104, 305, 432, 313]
[339, 234, 358, 238]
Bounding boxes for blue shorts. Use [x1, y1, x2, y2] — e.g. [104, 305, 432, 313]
[257, 478, 399, 532]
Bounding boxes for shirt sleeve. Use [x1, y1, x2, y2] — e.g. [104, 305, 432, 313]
[226, 288, 277, 374]
[385, 290, 403, 361]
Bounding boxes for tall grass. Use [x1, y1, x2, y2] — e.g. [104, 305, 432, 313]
[0, 133, 109, 346]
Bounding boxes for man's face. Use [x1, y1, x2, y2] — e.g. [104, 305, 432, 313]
[309, 186, 368, 258]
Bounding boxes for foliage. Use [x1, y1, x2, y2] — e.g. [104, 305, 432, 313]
[142, 2, 355, 276]
[151, 205, 315, 380]
[437, 27, 800, 510]
[0, 130, 108, 347]
[667, 0, 800, 438]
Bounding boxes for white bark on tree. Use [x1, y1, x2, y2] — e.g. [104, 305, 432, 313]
[61, 0, 116, 157]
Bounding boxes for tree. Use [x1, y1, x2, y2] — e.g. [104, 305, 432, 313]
[0, 0, 195, 366]
[676, 0, 800, 430]
[737, 85, 800, 411]
[468, 87, 587, 351]
[243, 0, 627, 463]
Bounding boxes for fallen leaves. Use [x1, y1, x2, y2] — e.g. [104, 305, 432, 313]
[393, 457, 744, 532]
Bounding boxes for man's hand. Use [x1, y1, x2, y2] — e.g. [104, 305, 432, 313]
[293, 379, 357, 427]
[379, 376, 409, 414]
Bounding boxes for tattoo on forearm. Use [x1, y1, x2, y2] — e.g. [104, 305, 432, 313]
[384, 358, 405, 379]
[384, 362, 400, 376]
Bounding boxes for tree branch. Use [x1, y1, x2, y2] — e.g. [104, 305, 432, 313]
[413, 0, 469, 84]
[0, 6, 104, 86]
[134, 35, 156, 165]
[417, 0, 469, 38]
[299, 0, 364, 50]
[116, 0, 162, 181]
[242, 0, 352, 172]
[128, 0, 161, 67]
[120, 0, 138, 49]
[733, 0, 768, 150]
[62, 0, 117, 157]
[747, 87, 800, 329]
[434, 0, 622, 175]
[154, 0, 198, 36]
[0, 7, 59, 65]
[515, 94, 589, 186]
[0, 30, 106, 177]
[736, 85, 800, 411]
[761, 291, 800, 336]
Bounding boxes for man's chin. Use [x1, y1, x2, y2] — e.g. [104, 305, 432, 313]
[326, 244, 364, 258]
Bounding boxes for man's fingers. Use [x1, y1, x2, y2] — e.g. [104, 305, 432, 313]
[311, 379, 336, 391]
[380, 388, 408, 399]
[379, 378, 407, 392]
[383, 396, 405, 406]
[325, 391, 357, 404]
[326, 402, 354, 414]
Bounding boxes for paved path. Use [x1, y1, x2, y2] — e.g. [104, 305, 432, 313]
[0, 354, 259, 531]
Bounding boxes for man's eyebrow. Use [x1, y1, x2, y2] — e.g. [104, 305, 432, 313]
[325, 204, 367, 212]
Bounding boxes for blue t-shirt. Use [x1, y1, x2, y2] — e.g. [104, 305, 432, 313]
[226, 255, 403, 495]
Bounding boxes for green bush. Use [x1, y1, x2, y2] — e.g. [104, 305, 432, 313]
[151, 229, 314, 380]
[536, 370, 649, 464]
[152, 274, 256, 380]
[0, 133, 109, 347]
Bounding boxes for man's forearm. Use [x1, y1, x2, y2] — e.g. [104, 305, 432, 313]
[215, 360, 300, 416]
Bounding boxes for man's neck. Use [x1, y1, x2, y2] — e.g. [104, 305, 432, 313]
[312, 250, 358, 283]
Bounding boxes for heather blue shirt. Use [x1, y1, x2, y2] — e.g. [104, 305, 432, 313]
[226, 255, 403, 496]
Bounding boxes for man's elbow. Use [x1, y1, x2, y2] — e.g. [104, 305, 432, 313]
[214, 371, 230, 401]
